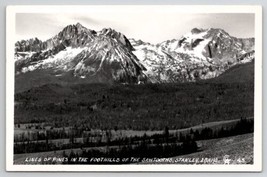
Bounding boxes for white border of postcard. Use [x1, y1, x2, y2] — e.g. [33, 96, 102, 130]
[6, 5, 262, 172]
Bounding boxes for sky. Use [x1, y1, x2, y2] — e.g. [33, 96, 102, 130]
[16, 12, 255, 44]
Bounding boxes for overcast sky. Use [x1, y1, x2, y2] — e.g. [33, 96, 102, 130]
[16, 13, 255, 44]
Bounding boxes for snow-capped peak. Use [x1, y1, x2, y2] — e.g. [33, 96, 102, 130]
[15, 24, 255, 84]
[15, 23, 147, 83]
[129, 27, 255, 83]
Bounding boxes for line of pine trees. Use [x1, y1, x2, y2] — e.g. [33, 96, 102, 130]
[14, 118, 253, 154]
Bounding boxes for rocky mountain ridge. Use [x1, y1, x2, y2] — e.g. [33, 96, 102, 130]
[15, 23, 255, 84]
[15, 23, 146, 84]
[130, 28, 254, 82]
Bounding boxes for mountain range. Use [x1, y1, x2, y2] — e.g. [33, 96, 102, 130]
[14, 23, 255, 86]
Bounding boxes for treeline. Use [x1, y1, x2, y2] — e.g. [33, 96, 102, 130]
[62, 118, 253, 164]
[14, 127, 189, 154]
[63, 140, 198, 164]
[14, 118, 253, 154]
[14, 127, 85, 142]
[179, 117, 254, 142]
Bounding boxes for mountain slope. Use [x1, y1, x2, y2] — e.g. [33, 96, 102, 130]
[15, 23, 147, 84]
[211, 60, 254, 83]
[130, 28, 255, 83]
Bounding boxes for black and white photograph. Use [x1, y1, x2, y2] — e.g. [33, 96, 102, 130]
[6, 5, 262, 171]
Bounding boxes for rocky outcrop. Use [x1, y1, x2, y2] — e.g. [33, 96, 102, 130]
[15, 23, 147, 84]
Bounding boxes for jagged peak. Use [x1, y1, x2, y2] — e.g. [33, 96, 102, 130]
[189, 28, 229, 36]
[73, 22, 94, 33]
[15, 37, 43, 44]
[129, 38, 146, 45]
[191, 28, 206, 34]
[206, 28, 230, 36]
[60, 22, 94, 33]
[75, 22, 83, 28]
[97, 27, 134, 51]
[99, 27, 121, 36]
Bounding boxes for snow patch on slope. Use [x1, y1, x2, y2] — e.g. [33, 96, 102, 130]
[175, 31, 211, 59]
[21, 47, 85, 73]
[15, 52, 36, 61]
